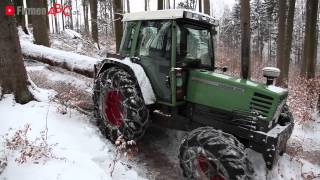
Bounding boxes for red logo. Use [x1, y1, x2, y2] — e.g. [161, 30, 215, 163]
[5, 6, 15, 16]
[48, 3, 71, 16]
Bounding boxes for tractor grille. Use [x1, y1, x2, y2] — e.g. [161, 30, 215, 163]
[250, 92, 273, 117]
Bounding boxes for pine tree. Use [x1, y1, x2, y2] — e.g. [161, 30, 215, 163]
[250, 0, 264, 59]
[262, 0, 278, 62]
[231, 1, 241, 48]
[219, 7, 234, 47]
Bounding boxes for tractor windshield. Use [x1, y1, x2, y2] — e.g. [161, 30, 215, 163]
[176, 22, 213, 68]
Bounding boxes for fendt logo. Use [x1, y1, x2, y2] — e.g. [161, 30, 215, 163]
[5, 5, 15, 16]
[4, 3, 72, 16]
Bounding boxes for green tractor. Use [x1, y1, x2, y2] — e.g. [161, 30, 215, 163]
[93, 9, 294, 180]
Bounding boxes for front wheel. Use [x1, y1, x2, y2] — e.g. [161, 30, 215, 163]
[179, 127, 254, 180]
[93, 67, 149, 142]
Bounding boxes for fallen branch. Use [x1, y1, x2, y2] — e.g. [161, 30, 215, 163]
[21, 41, 101, 78]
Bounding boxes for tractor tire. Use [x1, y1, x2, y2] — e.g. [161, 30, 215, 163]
[179, 127, 254, 180]
[93, 67, 149, 142]
[278, 104, 293, 126]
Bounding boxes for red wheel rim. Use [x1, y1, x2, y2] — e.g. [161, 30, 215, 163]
[197, 155, 225, 180]
[104, 90, 124, 126]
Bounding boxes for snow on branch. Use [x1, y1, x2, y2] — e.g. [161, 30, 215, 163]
[21, 41, 101, 78]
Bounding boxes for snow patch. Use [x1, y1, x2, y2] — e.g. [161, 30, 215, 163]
[63, 29, 82, 39]
[0, 93, 147, 180]
[28, 76, 56, 102]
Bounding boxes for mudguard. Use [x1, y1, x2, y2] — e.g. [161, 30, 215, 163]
[95, 57, 156, 105]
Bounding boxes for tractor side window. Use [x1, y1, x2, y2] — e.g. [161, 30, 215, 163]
[135, 21, 172, 102]
[176, 23, 212, 67]
[136, 21, 172, 60]
[120, 22, 137, 56]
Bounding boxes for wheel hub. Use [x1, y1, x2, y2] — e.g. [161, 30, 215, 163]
[104, 90, 124, 126]
[197, 154, 225, 180]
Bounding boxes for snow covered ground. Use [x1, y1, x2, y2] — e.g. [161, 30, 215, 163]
[0, 92, 147, 180]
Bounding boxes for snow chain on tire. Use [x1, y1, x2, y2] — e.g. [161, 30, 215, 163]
[93, 67, 149, 142]
[179, 127, 254, 180]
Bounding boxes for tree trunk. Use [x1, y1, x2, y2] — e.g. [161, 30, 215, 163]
[52, 0, 59, 33]
[301, 0, 319, 79]
[145, 0, 148, 11]
[276, 0, 287, 86]
[13, 0, 29, 34]
[127, 0, 130, 12]
[75, 0, 80, 32]
[113, 0, 123, 52]
[69, 0, 74, 30]
[44, 0, 50, 30]
[90, 0, 100, 49]
[0, 0, 33, 104]
[83, 0, 89, 33]
[158, 0, 163, 10]
[109, 0, 114, 35]
[26, 0, 32, 25]
[203, 0, 210, 15]
[61, 0, 65, 31]
[30, 0, 50, 47]
[166, 0, 171, 9]
[240, 0, 251, 79]
[199, 0, 202, 12]
[280, 0, 296, 87]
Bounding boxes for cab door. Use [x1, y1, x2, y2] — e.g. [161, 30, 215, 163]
[135, 20, 172, 102]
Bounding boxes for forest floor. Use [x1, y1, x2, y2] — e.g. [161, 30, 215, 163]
[0, 29, 319, 180]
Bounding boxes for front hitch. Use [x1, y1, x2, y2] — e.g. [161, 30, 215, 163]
[249, 117, 294, 169]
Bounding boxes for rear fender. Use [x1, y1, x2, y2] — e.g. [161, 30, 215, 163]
[95, 58, 156, 105]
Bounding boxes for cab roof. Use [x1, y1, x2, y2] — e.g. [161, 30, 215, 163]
[122, 9, 218, 26]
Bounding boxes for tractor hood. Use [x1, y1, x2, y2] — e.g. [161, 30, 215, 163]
[186, 69, 288, 125]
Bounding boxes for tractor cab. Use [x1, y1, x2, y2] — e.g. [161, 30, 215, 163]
[120, 9, 218, 104]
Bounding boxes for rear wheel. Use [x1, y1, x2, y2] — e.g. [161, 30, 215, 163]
[179, 127, 253, 180]
[93, 67, 149, 142]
